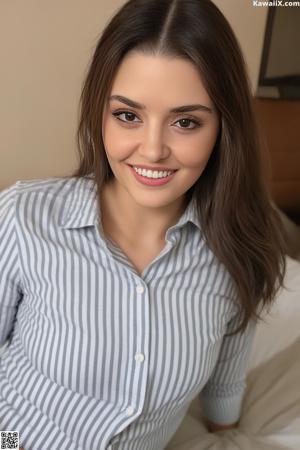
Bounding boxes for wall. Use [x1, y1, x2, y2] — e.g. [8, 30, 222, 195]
[213, 0, 267, 92]
[0, 0, 268, 188]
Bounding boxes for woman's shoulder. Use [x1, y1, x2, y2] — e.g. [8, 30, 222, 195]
[11, 175, 77, 196]
[2, 175, 94, 203]
[0, 175, 95, 228]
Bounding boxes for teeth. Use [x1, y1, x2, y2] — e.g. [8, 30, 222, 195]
[133, 166, 174, 179]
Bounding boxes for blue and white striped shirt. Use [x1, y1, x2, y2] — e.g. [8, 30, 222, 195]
[0, 175, 257, 450]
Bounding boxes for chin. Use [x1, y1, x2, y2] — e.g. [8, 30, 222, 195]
[132, 193, 181, 208]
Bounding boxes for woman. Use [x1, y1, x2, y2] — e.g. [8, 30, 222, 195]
[0, 0, 287, 449]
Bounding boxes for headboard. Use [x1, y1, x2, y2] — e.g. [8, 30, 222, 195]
[253, 98, 300, 225]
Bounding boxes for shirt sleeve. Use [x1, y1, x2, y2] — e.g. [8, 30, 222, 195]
[199, 308, 257, 425]
[0, 182, 24, 347]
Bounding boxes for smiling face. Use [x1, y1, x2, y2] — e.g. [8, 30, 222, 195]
[101, 51, 220, 212]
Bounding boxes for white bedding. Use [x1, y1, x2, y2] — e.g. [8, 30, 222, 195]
[166, 255, 300, 450]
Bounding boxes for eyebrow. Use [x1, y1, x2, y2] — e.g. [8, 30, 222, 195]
[108, 95, 213, 114]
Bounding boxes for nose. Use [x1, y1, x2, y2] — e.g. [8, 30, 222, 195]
[138, 124, 171, 162]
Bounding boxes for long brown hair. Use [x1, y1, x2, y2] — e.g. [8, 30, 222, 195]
[68, 0, 288, 336]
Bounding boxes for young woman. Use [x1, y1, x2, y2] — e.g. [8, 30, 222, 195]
[0, 0, 287, 449]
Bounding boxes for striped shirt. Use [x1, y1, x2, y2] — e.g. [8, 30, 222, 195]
[0, 175, 257, 450]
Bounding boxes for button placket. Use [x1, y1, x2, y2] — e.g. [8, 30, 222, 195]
[124, 280, 147, 424]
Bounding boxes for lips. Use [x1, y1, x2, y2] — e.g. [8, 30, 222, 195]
[128, 164, 177, 186]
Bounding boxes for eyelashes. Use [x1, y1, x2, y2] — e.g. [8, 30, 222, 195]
[111, 110, 203, 131]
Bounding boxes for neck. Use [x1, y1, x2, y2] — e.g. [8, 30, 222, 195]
[100, 179, 189, 245]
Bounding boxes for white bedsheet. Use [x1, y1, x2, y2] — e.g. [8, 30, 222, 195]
[166, 256, 300, 450]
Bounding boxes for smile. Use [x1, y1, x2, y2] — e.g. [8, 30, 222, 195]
[132, 166, 175, 179]
[128, 165, 177, 186]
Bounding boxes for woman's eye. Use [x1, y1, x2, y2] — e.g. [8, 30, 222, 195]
[175, 118, 201, 130]
[111, 110, 202, 130]
[112, 111, 140, 123]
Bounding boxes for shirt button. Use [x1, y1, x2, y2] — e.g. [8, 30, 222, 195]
[135, 353, 145, 362]
[126, 406, 135, 416]
[136, 285, 144, 294]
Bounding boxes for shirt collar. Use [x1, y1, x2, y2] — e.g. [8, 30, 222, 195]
[58, 176, 98, 229]
[59, 176, 201, 231]
[169, 191, 201, 231]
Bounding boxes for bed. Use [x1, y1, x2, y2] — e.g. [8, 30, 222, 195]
[165, 247, 300, 449]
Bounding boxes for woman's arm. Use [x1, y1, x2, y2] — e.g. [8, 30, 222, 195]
[199, 308, 257, 426]
[0, 183, 24, 346]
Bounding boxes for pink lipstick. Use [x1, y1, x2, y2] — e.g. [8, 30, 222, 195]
[128, 165, 177, 186]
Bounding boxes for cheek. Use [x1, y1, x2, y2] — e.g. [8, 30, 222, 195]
[176, 133, 217, 169]
[102, 120, 133, 161]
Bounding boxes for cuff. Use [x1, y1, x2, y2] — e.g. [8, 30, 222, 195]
[200, 392, 243, 425]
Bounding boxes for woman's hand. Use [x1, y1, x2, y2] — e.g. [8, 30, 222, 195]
[204, 418, 239, 432]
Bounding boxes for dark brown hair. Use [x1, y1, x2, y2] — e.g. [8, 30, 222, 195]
[68, 0, 289, 336]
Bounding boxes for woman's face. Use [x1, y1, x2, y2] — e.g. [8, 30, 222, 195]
[101, 52, 220, 210]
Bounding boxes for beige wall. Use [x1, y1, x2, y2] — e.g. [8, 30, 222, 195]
[0, 1, 268, 189]
[214, 0, 268, 90]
